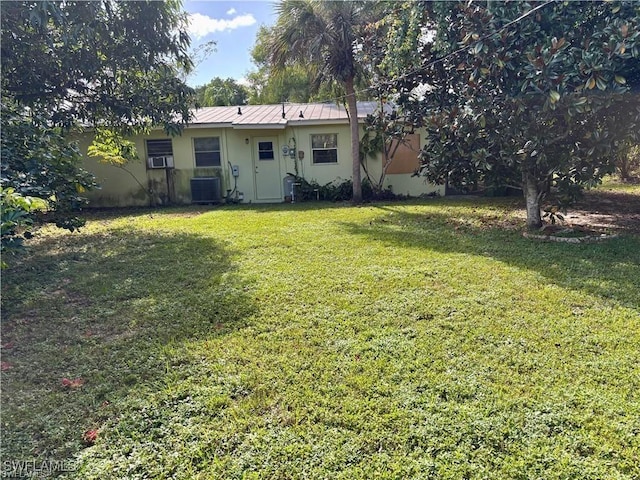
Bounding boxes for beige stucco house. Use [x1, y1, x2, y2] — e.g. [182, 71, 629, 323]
[79, 101, 442, 207]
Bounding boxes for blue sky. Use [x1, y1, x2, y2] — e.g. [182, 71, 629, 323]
[184, 1, 278, 87]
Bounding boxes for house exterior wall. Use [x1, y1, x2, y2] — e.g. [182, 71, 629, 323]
[289, 124, 353, 186]
[81, 129, 231, 207]
[77, 134, 152, 207]
[360, 131, 444, 197]
[79, 122, 443, 207]
[383, 173, 443, 197]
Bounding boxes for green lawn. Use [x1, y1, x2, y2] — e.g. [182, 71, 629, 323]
[1, 196, 639, 479]
[597, 176, 640, 194]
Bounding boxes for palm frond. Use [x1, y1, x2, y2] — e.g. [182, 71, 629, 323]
[270, 0, 368, 89]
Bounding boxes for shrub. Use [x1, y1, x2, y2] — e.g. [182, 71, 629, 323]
[0, 187, 46, 267]
[617, 144, 640, 182]
[288, 175, 400, 203]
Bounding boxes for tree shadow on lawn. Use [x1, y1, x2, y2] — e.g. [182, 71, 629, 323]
[82, 204, 225, 222]
[340, 204, 640, 311]
[81, 198, 419, 221]
[0, 228, 257, 461]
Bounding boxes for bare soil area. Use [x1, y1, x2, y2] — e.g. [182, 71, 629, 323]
[562, 189, 640, 234]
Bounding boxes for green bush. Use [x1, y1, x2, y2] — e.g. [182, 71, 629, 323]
[0, 187, 46, 267]
[617, 144, 640, 182]
[288, 175, 399, 202]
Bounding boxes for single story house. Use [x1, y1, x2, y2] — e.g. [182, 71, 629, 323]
[78, 101, 443, 207]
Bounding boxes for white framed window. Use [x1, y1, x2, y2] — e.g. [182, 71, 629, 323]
[257, 141, 275, 160]
[194, 137, 221, 167]
[311, 134, 338, 164]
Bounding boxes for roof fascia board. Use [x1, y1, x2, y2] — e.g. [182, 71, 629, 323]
[231, 124, 286, 130]
[287, 119, 366, 126]
[187, 123, 233, 129]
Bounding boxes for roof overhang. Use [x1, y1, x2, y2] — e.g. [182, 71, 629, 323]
[287, 119, 363, 126]
[187, 123, 232, 129]
[232, 124, 287, 130]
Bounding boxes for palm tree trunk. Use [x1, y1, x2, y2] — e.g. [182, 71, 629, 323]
[345, 77, 362, 203]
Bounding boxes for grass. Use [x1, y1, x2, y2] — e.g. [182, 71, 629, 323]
[597, 175, 640, 194]
[1, 195, 639, 479]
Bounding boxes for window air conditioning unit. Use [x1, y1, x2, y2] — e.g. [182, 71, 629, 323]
[147, 156, 174, 169]
[190, 177, 221, 204]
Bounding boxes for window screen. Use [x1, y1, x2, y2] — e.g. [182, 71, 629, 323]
[194, 137, 221, 167]
[146, 139, 173, 157]
[311, 134, 338, 164]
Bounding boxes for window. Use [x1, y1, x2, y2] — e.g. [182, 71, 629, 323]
[146, 139, 173, 157]
[146, 139, 174, 169]
[257, 141, 274, 160]
[194, 137, 221, 167]
[311, 134, 338, 164]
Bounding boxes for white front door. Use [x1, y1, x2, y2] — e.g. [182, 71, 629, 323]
[254, 137, 282, 200]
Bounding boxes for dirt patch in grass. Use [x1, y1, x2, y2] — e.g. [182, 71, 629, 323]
[562, 189, 640, 234]
[502, 187, 640, 235]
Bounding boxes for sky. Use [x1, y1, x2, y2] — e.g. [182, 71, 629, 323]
[183, 1, 278, 87]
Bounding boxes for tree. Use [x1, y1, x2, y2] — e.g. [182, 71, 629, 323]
[246, 25, 342, 104]
[247, 25, 313, 104]
[1, 0, 196, 253]
[195, 77, 249, 107]
[359, 98, 416, 193]
[2, 0, 195, 133]
[270, 0, 373, 203]
[382, 1, 640, 228]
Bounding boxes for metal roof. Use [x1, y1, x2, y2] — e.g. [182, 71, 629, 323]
[189, 101, 380, 129]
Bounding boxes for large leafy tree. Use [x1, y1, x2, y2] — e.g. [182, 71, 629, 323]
[247, 25, 313, 104]
[270, 0, 374, 203]
[383, 0, 640, 228]
[1, 0, 196, 253]
[194, 77, 249, 107]
[1, 0, 194, 131]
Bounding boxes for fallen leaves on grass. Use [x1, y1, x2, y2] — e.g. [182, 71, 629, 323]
[61, 378, 85, 389]
[82, 429, 98, 445]
[1, 361, 13, 371]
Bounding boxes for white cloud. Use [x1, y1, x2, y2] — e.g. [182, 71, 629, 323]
[188, 13, 256, 40]
[226, 8, 237, 15]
